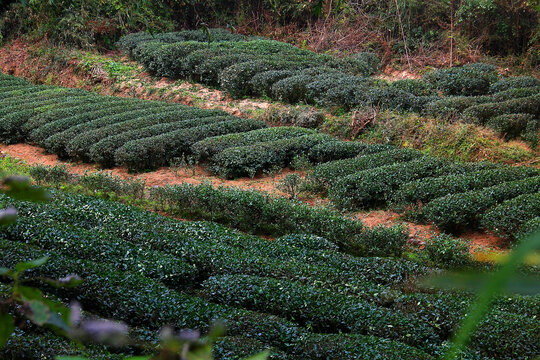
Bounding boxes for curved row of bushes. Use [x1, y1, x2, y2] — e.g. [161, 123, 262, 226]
[308, 147, 539, 237]
[1, 73, 418, 178]
[1, 187, 537, 359]
[120, 33, 540, 145]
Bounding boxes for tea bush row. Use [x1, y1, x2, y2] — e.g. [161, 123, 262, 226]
[391, 165, 538, 209]
[149, 183, 408, 256]
[480, 193, 540, 238]
[423, 176, 540, 232]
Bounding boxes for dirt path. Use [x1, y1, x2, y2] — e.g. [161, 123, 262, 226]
[0, 142, 507, 253]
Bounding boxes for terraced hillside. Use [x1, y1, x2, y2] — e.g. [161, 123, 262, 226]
[0, 185, 538, 359]
[120, 30, 540, 147]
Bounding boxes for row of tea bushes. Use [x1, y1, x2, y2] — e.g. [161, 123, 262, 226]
[1, 188, 536, 359]
[149, 183, 407, 256]
[0, 74, 401, 176]
[423, 176, 540, 233]
[0, 74, 271, 171]
[308, 148, 539, 237]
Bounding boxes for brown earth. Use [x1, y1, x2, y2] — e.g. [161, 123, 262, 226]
[0, 143, 506, 252]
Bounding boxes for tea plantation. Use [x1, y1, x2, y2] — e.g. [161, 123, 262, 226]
[0, 188, 538, 359]
[119, 30, 540, 145]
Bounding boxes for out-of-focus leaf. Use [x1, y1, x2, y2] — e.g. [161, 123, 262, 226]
[28, 300, 50, 326]
[423, 272, 540, 295]
[0, 207, 17, 226]
[440, 230, 540, 360]
[14, 256, 49, 273]
[0, 313, 15, 348]
[0, 267, 11, 277]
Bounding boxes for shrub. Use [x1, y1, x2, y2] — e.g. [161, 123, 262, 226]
[28, 98, 136, 142]
[390, 79, 434, 96]
[421, 234, 474, 269]
[391, 166, 537, 209]
[210, 134, 333, 178]
[423, 176, 540, 232]
[197, 53, 257, 85]
[29, 163, 72, 185]
[423, 63, 498, 96]
[192, 126, 315, 160]
[271, 74, 316, 103]
[4, 216, 197, 287]
[46, 102, 174, 158]
[213, 336, 287, 360]
[274, 234, 339, 252]
[90, 112, 226, 167]
[480, 193, 540, 238]
[0, 238, 305, 348]
[78, 171, 146, 198]
[491, 86, 540, 102]
[308, 148, 422, 192]
[489, 76, 540, 93]
[518, 217, 540, 239]
[149, 183, 407, 256]
[262, 106, 324, 128]
[115, 117, 266, 171]
[201, 274, 439, 350]
[219, 60, 277, 97]
[276, 174, 302, 198]
[65, 105, 188, 161]
[485, 113, 537, 140]
[249, 70, 297, 96]
[329, 157, 484, 209]
[349, 52, 381, 75]
[462, 94, 540, 125]
[291, 333, 432, 360]
[422, 96, 491, 120]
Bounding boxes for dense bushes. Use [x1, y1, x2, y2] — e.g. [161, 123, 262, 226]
[201, 274, 439, 349]
[480, 193, 540, 238]
[149, 183, 407, 256]
[391, 166, 538, 209]
[423, 176, 540, 232]
[489, 76, 540, 93]
[191, 126, 315, 161]
[209, 133, 333, 178]
[0, 176, 536, 359]
[308, 148, 422, 191]
[423, 63, 498, 96]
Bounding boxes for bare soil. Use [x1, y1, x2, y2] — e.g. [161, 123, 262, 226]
[0, 143, 506, 253]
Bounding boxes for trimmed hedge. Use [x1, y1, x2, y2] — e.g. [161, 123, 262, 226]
[2, 210, 198, 286]
[462, 94, 540, 125]
[307, 141, 393, 163]
[330, 157, 496, 209]
[90, 111, 226, 167]
[423, 63, 498, 96]
[480, 193, 540, 238]
[423, 175, 540, 232]
[149, 183, 408, 256]
[46, 102, 177, 158]
[391, 166, 537, 209]
[209, 133, 333, 178]
[485, 113, 538, 141]
[0, 239, 305, 348]
[201, 274, 440, 350]
[115, 117, 266, 171]
[423, 95, 492, 120]
[308, 148, 422, 191]
[489, 76, 540, 93]
[191, 126, 316, 161]
[291, 333, 433, 360]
